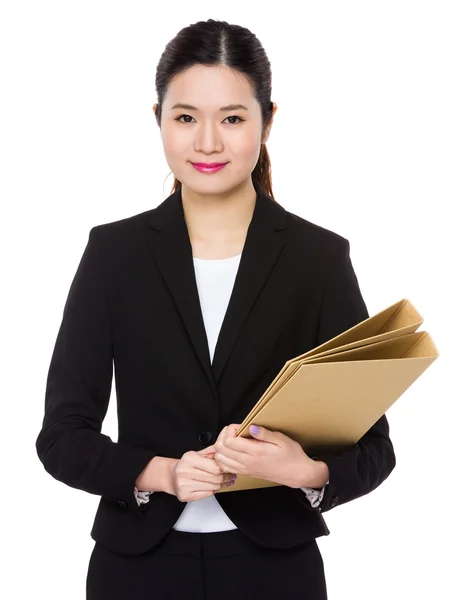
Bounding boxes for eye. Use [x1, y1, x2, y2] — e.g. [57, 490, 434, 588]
[175, 114, 244, 125]
[223, 115, 244, 125]
[176, 114, 195, 123]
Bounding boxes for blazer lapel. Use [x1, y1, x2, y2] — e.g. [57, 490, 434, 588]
[146, 186, 288, 391]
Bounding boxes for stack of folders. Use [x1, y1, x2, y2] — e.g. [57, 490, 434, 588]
[216, 298, 439, 494]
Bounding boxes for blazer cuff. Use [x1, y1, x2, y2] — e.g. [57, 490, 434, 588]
[300, 481, 329, 508]
[134, 487, 154, 506]
[312, 415, 396, 514]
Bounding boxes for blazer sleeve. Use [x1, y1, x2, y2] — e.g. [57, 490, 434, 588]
[305, 237, 396, 513]
[35, 226, 157, 515]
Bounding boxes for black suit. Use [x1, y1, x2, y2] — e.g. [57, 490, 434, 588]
[36, 187, 396, 556]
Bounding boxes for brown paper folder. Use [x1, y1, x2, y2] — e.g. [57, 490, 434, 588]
[216, 299, 438, 495]
[236, 298, 423, 436]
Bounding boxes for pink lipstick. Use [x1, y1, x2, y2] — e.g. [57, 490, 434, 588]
[191, 162, 228, 173]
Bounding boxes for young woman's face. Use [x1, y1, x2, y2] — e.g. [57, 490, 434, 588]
[158, 64, 270, 196]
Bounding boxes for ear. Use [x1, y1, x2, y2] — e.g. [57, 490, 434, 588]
[152, 103, 161, 130]
[262, 102, 277, 144]
[262, 124, 272, 144]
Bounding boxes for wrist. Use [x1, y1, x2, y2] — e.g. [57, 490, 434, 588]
[300, 456, 329, 489]
[160, 457, 179, 496]
[135, 456, 178, 495]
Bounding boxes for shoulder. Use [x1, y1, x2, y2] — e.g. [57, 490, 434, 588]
[283, 205, 350, 258]
[88, 206, 156, 242]
[84, 206, 161, 265]
[81, 208, 158, 269]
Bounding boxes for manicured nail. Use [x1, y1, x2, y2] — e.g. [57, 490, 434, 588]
[250, 425, 260, 434]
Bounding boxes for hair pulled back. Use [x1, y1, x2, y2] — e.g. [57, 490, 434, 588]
[154, 19, 275, 202]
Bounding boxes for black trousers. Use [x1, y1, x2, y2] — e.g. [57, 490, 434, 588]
[86, 528, 328, 599]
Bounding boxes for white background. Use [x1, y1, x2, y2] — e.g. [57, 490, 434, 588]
[1, 1, 475, 598]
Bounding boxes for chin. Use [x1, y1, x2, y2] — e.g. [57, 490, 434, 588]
[184, 179, 238, 195]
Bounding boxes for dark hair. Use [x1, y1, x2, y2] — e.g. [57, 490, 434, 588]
[154, 19, 276, 202]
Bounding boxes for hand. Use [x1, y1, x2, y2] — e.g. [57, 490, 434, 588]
[211, 423, 312, 489]
[135, 456, 175, 493]
[170, 449, 236, 502]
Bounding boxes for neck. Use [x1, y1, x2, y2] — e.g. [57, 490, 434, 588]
[181, 180, 257, 242]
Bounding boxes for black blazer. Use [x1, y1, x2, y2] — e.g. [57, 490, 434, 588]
[36, 187, 396, 555]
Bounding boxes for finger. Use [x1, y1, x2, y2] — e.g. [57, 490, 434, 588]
[200, 451, 216, 458]
[190, 468, 236, 488]
[219, 435, 259, 457]
[215, 426, 228, 446]
[197, 444, 216, 455]
[215, 452, 243, 473]
[213, 454, 236, 474]
[195, 454, 223, 475]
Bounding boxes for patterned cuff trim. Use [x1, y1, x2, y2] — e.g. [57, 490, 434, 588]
[134, 486, 153, 506]
[300, 480, 329, 508]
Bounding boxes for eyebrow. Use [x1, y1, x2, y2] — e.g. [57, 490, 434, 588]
[170, 102, 248, 112]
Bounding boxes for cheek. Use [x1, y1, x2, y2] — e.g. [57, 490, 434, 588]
[233, 132, 262, 165]
[160, 123, 189, 156]
[161, 135, 185, 159]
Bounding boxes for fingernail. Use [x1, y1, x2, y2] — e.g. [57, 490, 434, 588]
[229, 480, 235, 485]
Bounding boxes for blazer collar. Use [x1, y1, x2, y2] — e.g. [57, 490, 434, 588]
[146, 186, 288, 394]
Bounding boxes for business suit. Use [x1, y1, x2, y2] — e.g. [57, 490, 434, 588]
[36, 187, 396, 563]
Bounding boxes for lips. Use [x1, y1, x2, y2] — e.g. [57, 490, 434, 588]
[191, 162, 228, 173]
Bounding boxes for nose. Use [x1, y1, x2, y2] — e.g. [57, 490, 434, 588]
[193, 121, 224, 154]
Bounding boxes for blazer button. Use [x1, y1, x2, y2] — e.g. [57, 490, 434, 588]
[198, 431, 212, 445]
[116, 499, 128, 509]
[330, 496, 339, 508]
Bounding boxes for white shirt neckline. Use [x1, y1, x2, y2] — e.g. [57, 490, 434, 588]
[193, 253, 242, 262]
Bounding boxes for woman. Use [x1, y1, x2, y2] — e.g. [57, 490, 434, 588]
[36, 19, 396, 599]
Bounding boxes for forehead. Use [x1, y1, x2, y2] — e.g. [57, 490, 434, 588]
[164, 64, 258, 110]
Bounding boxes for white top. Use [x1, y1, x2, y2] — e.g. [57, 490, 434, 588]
[134, 252, 327, 531]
